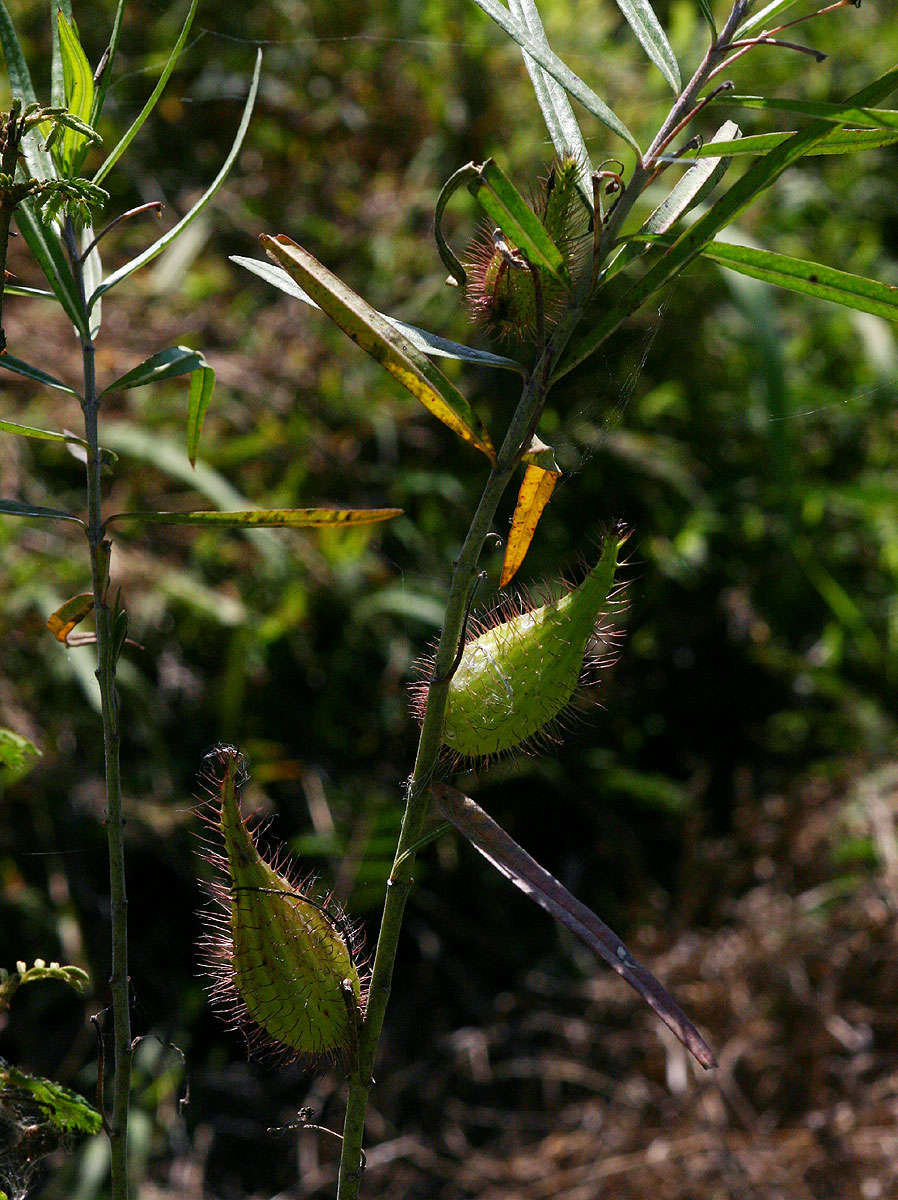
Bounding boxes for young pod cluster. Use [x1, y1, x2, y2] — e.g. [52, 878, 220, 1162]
[414, 528, 627, 760]
[464, 155, 586, 344]
[197, 746, 365, 1066]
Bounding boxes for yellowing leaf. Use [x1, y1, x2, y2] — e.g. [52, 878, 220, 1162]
[261, 235, 495, 462]
[46, 592, 94, 644]
[500, 464, 560, 586]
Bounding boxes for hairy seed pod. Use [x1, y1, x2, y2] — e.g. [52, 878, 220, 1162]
[464, 155, 586, 344]
[197, 746, 365, 1065]
[414, 530, 626, 760]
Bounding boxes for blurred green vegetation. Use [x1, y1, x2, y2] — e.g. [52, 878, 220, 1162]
[1, 1, 898, 1196]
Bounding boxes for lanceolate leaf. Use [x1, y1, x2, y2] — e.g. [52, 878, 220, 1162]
[0, 418, 86, 447]
[13, 200, 89, 337]
[55, 10, 95, 175]
[261, 234, 496, 461]
[231, 255, 524, 373]
[700, 241, 898, 324]
[508, 0, 593, 208]
[90, 49, 261, 307]
[682, 127, 898, 158]
[0, 0, 56, 181]
[0, 498, 84, 524]
[433, 784, 716, 1070]
[93, 0, 199, 186]
[101, 345, 211, 394]
[0, 355, 79, 396]
[613, 0, 680, 94]
[471, 0, 640, 151]
[468, 159, 570, 284]
[736, 0, 804, 39]
[555, 65, 898, 381]
[727, 95, 898, 129]
[187, 365, 216, 466]
[500, 463, 560, 586]
[104, 507, 402, 529]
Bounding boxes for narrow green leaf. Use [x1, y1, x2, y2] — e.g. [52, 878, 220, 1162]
[51, 0, 75, 109]
[93, 0, 199, 186]
[2, 283, 54, 299]
[555, 64, 898, 381]
[261, 234, 496, 460]
[0, 354, 79, 396]
[0, 0, 56, 181]
[187, 364, 215, 467]
[104, 507, 403, 529]
[613, 0, 680, 94]
[0, 498, 84, 524]
[736, 0, 803, 39]
[231, 255, 524, 372]
[726, 95, 898, 130]
[471, 0, 640, 151]
[682, 127, 898, 158]
[56, 10, 95, 175]
[101, 345, 209, 394]
[0, 418, 86, 447]
[433, 162, 479, 287]
[92, 0, 126, 125]
[469, 158, 570, 283]
[693, 0, 716, 39]
[13, 199, 89, 337]
[90, 48, 261, 307]
[508, 0, 593, 207]
[433, 783, 717, 1070]
[700, 240, 898, 323]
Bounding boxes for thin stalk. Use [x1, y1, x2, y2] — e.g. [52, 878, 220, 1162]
[334, 9, 762, 1187]
[66, 221, 132, 1199]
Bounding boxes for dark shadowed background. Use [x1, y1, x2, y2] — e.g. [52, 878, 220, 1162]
[2, 1, 898, 1196]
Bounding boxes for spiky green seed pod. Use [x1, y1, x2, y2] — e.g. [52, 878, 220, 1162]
[464, 155, 585, 344]
[415, 530, 626, 760]
[197, 746, 365, 1065]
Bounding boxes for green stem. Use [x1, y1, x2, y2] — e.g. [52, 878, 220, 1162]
[335, 350, 552, 1198]
[68, 222, 132, 1199]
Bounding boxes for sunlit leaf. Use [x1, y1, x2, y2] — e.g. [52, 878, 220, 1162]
[736, 0, 804, 38]
[104, 507, 402, 529]
[508, 0, 593, 207]
[261, 234, 496, 461]
[55, 10, 95, 175]
[700, 240, 898, 323]
[471, 0, 639, 151]
[93, 0, 199, 186]
[0, 728, 41, 786]
[0, 354, 79, 396]
[0, 418, 86, 446]
[726, 95, 898, 129]
[101, 345, 210, 394]
[232, 255, 524, 373]
[555, 65, 898, 381]
[433, 783, 716, 1069]
[187, 364, 215, 466]
[613, 0, 680, 94]
[46, 592, 94, 644]
[0, 498, 83, 524]
[90, 49, 261, 307]
[681, 127, 898, 158]
[468, 158, 570, 284]
[500, 463, 560, 586]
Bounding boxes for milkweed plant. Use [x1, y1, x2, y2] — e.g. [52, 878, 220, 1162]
[1, 0, 895, 1196]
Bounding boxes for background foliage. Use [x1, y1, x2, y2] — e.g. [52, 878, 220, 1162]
[2, 1, 898, 1196]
